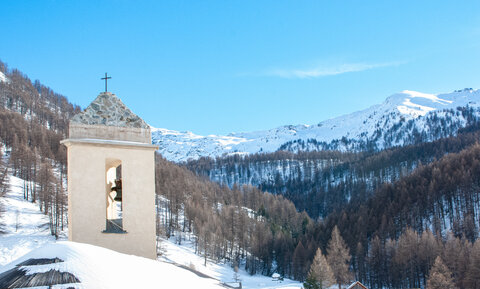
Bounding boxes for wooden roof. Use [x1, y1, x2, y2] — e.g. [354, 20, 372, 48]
[0, 258, 81, 288]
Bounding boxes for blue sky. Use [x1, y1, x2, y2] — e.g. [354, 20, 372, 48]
[1, 1, 480, 135]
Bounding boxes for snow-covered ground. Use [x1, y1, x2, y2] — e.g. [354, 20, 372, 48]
[0, 174, 302, 288]
[0, 71, 7, 83]
[152, 88, 480, 162]
[0, 175, 60, 265]
[160, 235, 301, 289]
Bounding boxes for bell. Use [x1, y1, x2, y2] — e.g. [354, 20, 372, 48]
[111, 179, 122, 202]
[114, 189, 122, 202]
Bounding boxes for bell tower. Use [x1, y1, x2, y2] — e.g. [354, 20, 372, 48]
[61, 92, 158, 259]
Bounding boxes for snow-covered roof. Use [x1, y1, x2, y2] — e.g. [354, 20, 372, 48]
[0, 257, 80, 288]
[0, 241, 224, 289]
[71, 92, 149, 129]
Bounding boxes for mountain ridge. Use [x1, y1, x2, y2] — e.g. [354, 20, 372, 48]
[152, 88, 480, 162]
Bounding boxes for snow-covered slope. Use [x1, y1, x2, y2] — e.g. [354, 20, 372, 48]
[152, 88, 480, 162]
[160, 236, 301, 289]
[0, 175, 59, 265]
[0, 71, 7, 83]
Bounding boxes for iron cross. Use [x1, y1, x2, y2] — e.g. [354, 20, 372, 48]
[101, 72, 112, 92]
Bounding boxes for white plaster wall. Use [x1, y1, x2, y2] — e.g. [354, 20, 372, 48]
[65, 141, 157, 259]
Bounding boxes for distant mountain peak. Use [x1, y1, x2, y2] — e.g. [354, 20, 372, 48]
[152, 89, 480, 162]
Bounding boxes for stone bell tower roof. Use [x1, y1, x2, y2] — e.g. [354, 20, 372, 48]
[67, 92, 152, 144]
[71, 92, 149, 129]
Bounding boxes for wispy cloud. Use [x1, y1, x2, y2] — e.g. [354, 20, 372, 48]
[265, 61, 404, 79]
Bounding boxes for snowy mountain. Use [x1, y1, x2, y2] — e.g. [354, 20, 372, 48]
[152, 88, 480, 162]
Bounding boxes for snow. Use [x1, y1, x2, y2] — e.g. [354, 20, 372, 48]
[0, 175, 59, 266]
[0, 173, 301, 288]
[160, 236, 301, 289]
[0, 71, 7, 83]
[390, 90, 453, 117]
[0, 241, 225, 289]
[152, 88, 480, 162]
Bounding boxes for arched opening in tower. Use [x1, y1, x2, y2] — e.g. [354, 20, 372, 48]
[105, 159, 125, 233]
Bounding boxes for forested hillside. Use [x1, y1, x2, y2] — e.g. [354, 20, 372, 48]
[0, 60, 80, 236]
[322, 143, 480, 288]
[155, 154, 312, 276]
[170, 143, 480, 288]
[187, 122, 480, 219]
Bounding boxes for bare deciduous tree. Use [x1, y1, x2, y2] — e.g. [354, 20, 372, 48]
[427, 257, 456, 289]
[307, 248, 335, 289]
[327, 226, 351, 289]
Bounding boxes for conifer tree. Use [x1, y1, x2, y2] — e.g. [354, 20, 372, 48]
[303, 274, 320, 289]
[426, 256, 456, 289]
[327, 226, 351, 289]
[304, 248, 334, 289]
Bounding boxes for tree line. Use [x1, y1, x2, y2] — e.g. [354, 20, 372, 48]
[0, 60, 77, 237]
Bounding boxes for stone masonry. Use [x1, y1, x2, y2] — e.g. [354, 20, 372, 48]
[71, 92, 149, 129]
